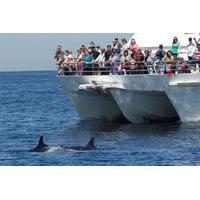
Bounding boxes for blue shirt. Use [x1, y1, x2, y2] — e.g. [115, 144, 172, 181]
[83, 54, 93, 63]
[171, 42, 179, 54]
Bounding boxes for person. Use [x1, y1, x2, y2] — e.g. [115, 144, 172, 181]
[129, 39, 138, 54]
[193, 44, 200, 71]
[155, 44, 166, 61]
[56, 52, 65, 75]
[75, 49, 83, 61]
[110, 38, 122, 74]
[121, 38, 128, 53]
[162, 50, 175, 74]
[144, 50, 156, 74]
[178, 58, 187, 73]
[144, 50, 151, 62]
[89, 41, 96, 48]
[80, 45, 87, 53]
[105, 45, 112, 62]
[194, 44, 200, 61]
[163, 50, 174, 63]
[110, 51, 121, 74]
[54, 45, 63, 61]
[75, 49, 83, 75]
[63, 50, 73, 63]
[112, 38, 122, 54]
[171, 37, 180, 58]
[63, 50, 74, 74]
[95, 48, 110, 75]
[94, 48, 105, 67]
[90, 47, 100, 75]
[134, 49, 145, 73]
[120, 50, 130, 74]
[129, 53, 136, 68]
[121, 50, 130, 63]
[82, 50, 94, 75]
[128, 53, 136, 73]
[96, 46, 101, 53]
[90, 46, 100, 60]
[187, 38, 196, 61]
[104, 45, 113, 71]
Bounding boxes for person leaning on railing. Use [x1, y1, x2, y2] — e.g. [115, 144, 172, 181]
[104, 45, 112, 67]
[134, 49, 145, 74]
[162, 50, 175, 74]
[90, 46, 100, 75]
[82, 50, 94, 75]
[56, 52, 65, 75]
[155, 44, 166, 61]
[56, 35, 200, 76]
[94, 48, 107, 75]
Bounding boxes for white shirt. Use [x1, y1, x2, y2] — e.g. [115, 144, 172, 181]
[188, 43, 197, 57]
[121, 43, 128, 52]
[95, 53, 105, 67]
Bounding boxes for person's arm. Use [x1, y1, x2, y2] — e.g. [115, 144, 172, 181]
[162, 55, 166, 62]
[94, 54, 101, 63]
[193, 37, 200, 45]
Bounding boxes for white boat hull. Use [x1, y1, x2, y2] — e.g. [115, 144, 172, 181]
[167, 74, 200, 122]
[58, 76, 125, 121]
[58, 73, 200, 124]
[110, 89, 178, 123]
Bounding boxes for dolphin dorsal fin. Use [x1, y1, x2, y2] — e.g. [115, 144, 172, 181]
[86, 137, 95, 148]
[38, 136, 46, 147]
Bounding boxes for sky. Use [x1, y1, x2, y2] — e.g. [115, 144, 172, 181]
[0, 33, 132, 71]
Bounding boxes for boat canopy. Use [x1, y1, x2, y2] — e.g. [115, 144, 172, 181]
[128, 33, 200, 49]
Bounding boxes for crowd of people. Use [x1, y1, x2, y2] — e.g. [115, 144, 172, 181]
[55, 36, 200, 76]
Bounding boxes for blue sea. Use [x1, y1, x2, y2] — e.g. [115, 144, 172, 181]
[1, 71, 200, 166]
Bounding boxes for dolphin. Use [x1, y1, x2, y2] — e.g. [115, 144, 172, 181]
[30, 136, 96, 152]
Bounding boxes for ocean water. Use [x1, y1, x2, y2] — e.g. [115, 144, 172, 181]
[1, 71, 200, 166]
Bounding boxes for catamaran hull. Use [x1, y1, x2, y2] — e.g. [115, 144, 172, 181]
[58, 74, 200, 124]
[110, 89, 178, 123]
[166, 74, 200, 122]
[58, 76, 125, 122]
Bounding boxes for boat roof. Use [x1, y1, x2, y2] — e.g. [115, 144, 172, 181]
[128, 33, 200, 49]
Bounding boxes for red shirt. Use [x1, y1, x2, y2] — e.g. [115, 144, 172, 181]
[194, 50, 200, 60]
[130, 44, 138, 53]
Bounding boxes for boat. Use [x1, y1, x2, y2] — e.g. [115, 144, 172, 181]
[57, 33, 200, 123]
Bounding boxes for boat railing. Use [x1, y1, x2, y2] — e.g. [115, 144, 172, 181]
[56, 60, 200, 76]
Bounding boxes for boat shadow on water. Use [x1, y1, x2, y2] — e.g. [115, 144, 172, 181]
[61, 119, 182, 139]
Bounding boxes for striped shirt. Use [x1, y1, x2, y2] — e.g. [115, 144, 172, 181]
[194, 50, 200, 60]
